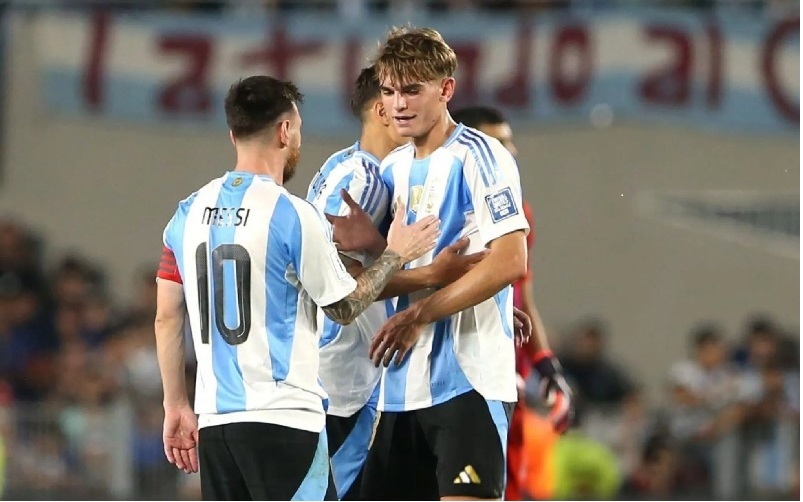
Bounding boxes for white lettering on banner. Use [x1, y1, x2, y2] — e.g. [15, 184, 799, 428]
[31, 11, 799, 135]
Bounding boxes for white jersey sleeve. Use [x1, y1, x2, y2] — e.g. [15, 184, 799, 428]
[462, 140, 530, 247]
[290, 199, 358, 307]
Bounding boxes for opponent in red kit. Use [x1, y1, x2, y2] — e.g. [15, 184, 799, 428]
[451, 106, 574, 501]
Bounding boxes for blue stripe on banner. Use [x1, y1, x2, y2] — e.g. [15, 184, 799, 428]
[331, 406, 377, 499]
[40, 55, 800, 137]
[292, 429, 330, 501]
[486, 400, 510, 492]
[210, 173, 252, 413]
[463, 130, 500, 185]
[265, 194, 300, 382]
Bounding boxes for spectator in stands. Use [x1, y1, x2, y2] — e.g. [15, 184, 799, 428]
[667, 323, 745, 498]
[559, 317, 638, 414]
[620, 433, 679, 500]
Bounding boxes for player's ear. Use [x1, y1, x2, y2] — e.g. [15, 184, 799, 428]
[277, 120, 290, 147]
[375, 101, 390, 127]
[229, 130, 236, 147]
[440, 77, 456, 103]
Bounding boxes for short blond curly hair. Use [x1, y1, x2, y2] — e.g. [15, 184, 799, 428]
[373, 26, 458, 86]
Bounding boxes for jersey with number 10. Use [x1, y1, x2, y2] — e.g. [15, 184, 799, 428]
[379, 124, 529, 412]
[158, 172, 357, 433]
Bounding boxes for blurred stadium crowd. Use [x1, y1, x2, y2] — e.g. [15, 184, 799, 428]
[4, 0, 797, 15]
[0, 214, 797, 500]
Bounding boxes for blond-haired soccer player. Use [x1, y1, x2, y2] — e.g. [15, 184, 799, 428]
[341, 28, 572, 500]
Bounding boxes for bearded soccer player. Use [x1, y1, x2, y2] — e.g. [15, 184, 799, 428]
[153, 75, 440, 501]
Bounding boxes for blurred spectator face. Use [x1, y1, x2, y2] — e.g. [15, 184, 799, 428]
[647, 447, 675, 493]
[761, 364, 785, 395]
[83, 292, 111, 332]
[748, 331, 778, 368]
[477, 122, 518, 157]
[0, 219, 37, 271]
[134, 267, 158, 315]
[54, 271, 90, 307]
[55, 304, 85, 342]
[695, 338, 725, 370]
[575, 327, 605, 361]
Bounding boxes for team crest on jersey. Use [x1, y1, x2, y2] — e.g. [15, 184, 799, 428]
[232, 177, 243, 187]
[485, 187, 518, 223]
[409, 186, 424, 213]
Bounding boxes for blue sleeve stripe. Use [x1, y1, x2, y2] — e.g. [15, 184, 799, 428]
[325, 172, 355, 216]
[456, 136, 493, 187]
[459, 130, 500, 187]
[358, 159, 377, 213]
[365, 161, 384, 217]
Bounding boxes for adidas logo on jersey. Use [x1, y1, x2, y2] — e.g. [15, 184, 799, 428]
[453, 465, 481, 484]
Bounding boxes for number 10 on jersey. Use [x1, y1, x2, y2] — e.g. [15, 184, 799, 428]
[195, 242, 253, 346]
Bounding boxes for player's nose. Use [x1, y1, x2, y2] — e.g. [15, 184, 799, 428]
[393, 93, 407, 111]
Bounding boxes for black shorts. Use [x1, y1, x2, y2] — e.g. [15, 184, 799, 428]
[199, 422, 336, 501]
[361, 390, 514, 500]
[326, 406, 379, 501]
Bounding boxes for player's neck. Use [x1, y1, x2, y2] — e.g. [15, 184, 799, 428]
[359, 124, 399, 161]
[413, 114, 456, 159]
[234, 148, 285, 185]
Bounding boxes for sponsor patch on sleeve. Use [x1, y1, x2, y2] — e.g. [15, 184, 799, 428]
[485, 187, 519, 223]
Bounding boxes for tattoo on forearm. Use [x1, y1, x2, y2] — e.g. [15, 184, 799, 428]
[323, 250, 402, 324]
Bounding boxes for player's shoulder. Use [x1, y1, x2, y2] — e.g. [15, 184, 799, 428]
[172, 174, 228, 215]
[447, 125, 513, 165]
[321, 142, 361, 172]
[283, 191, 326, 222]
[380, 143, 414, 172]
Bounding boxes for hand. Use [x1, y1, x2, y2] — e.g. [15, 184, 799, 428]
[385, 200, 440, 264]
[429, 237, 488, 286]
[533, 351, 573, 434]
[370, 304, 426, 367]
[163, 404, 199, 474]
[512, 306, 532, 348]
[326, 189, 384, 255]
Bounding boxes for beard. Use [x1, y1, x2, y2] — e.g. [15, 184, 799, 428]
[283, 143, 300, 183]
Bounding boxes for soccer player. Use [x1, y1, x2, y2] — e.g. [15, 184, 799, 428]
[153, 75, 440, 501]
[307, 66, 487, 500]
[451, 105, 572, 500]
[343, 27, 573, 500]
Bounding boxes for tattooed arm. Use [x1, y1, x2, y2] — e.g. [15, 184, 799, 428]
[322, 250, 403, 325]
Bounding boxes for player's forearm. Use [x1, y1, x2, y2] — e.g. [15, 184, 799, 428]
[154, 313, 189, 409]
[377, 266, 436, 300]
[340, 254, 435, 301]
[414, 253, 524, 325]
[323, 250, 403, 325]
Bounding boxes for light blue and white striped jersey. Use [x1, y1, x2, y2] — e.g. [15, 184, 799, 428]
[306, 142, 391, 417]
[379, 124, 529, 412]
[161, 171, 357, 433]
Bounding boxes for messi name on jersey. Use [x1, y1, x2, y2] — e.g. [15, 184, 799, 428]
[202, 207, 252, 227]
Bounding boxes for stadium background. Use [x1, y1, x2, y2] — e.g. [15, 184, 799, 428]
[0, 1, 798, 500]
